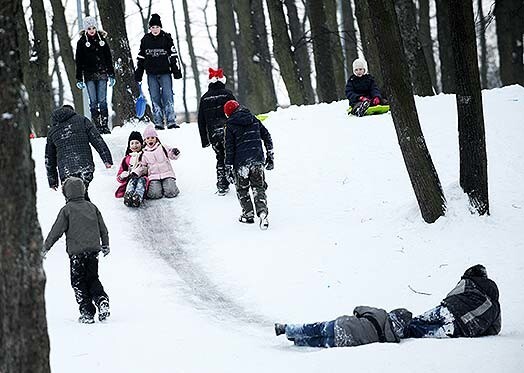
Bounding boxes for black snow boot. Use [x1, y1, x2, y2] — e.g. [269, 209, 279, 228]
[124, 192, 133, 207]
[275, 323, 287, 336]
[353, 100, 371, 117]
[131, 194, 142, 207]
[99, 109, 111, 134]
[238, 214, 255, 224]
[97, 298, 110, 322]
[79, 314, 95, 324]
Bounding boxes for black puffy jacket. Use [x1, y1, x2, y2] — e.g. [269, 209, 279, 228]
[45, 106, 113, 188]
[75, 30, 114, 82]
[225, 107, 273, 170]
[345, 74, 382, 105]
[197, 82, 236, 148]
[135, 31, 179, 81]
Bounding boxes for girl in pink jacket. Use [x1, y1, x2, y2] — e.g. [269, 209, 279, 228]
[137, 125, 180, 199]
[115, 131, 149, 207]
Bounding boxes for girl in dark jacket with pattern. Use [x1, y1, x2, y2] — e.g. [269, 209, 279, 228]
[345, 58, 384, 117]
[75, 17, 115, 134]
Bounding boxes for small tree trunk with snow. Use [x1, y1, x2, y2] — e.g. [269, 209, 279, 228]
[216, 0, 237, 96]
[435, 0, 456, 93]
[417, 0, 438, 92]
[341, 0, 359, 78]
[182, 0, 202, 109]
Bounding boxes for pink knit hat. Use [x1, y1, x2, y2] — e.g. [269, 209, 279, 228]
[143, 124, 158, 139]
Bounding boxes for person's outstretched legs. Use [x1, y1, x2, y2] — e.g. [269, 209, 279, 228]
[407, 305, 456, 338]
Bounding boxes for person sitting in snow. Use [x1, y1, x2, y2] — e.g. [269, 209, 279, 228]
[198, 67, 237, 196]
[223, 100, 274, 230]
[133, 125, 180, 199]
[43, 177, 111, 324]
[115, 131, 149, 207]
[345, 58, 384, 117]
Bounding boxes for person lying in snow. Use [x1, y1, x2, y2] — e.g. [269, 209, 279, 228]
[345, 58, 385, 117]
[275, 264, 500, 347]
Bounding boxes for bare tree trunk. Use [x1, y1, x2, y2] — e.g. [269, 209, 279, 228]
[203, 0, 217, 53]
[29, 0, 54, 136]
[325, 0, 347, 99]
[84, 0, 90, 15]
[0, 1, 51, 371]
[97, 0, 139, 125]
[418, 0, 438, 92]
[266, 0, 308, 105]
[16, 1, 35, 132]
[132, 0, 153, 35]
[306, 0, 339, 103]
[446, 0, 489, 215]
[51, 27, 65, 107]
[394, 0, 434, 96]
[182, 0, 202, 108]
[436, 0, 456, 93]
[284, 0, 315, 103]
[216, 0, 237, 96]
[368, 0, 446, 223]
[477, 0, 488, 89]
[341, 0, 359, 78]
[495, 0, 524, 86]
[233, 0, 277, 113]
[170, 0, 190, 123]
[49, 0, 84, 113]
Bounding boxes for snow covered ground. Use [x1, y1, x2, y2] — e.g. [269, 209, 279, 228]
[35, 86, 524, 372]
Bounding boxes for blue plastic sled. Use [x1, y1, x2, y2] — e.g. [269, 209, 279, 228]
[136, 84, 146, 119]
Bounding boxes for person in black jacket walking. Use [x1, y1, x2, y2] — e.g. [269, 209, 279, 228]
[45, 105, 113, 200]
[345, 58, 384, 117]
[75, 16, 115, 134]
[407, 264, 501, 338]
[134, 13, 182, 130]
[198, 68, 236, 195]
[224, 100, 274, 229]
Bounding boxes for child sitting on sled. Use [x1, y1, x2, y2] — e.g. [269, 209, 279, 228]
[115, 131, 149, 207]
[345, 58, 385, 117]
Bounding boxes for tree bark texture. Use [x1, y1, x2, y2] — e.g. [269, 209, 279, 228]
[325, 0, 347, 99]
[435, 0, 456, 93]
[354, 0, 385, 92]
[0, 0, 51, 371]
[495, 0, 524, 86]
[182, 0, 202, 109]
[418, 0, 438, 92]
[446, 0, 489, 215]
[367, 0, 446, 223]
[171, 0, 190, 123]
[341, 0, 359, 79]
[284, 0, 315, 103]
[27, 0, 54, 136]
[216, 0, 237, 96]
[97, 0, 139, 125]
[233, 0, 277, 113]
[306, 0, 339, 103]
[51, 27, 65, 107]
[477, 0, 488, 89]
[394, 0, 434, 96]
[266, 0, 308, 105]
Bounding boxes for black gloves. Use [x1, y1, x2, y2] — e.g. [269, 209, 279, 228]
[101, 245, 110, 257]
[265, 150, 274, 170]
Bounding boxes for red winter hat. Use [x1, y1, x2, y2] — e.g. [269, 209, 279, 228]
[224, 100, 239, 117]
[209, 67, 226, 84]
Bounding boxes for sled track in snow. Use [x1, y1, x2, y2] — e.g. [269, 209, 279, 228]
[107, 136, 272, 327]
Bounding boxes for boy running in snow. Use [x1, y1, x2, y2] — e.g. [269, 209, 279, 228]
[43, 177, 110, 324]
[198, 68, 236, 195]
[345, 58, 384, 117]
[223, 100, 274, 230]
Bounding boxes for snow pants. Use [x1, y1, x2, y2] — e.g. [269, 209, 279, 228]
[234, 164, 268, 218]
[285, 320, 336, 348]
[70, 252, 108, 318]
[212, 141, 229, 191]
[407, 305, 457, 338]
[147, 177, 179, 199]
[125, 176, 147, 202]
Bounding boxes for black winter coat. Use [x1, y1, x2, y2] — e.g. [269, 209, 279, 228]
[225, 107, 273, 170]
[135, 31, 179, 81]
[198, 82, 236, 148]
[345, 74, 382, 105]
[45, 106, 113, 188]
[441, 273, 501, 337]
[75, 31, 114, 82]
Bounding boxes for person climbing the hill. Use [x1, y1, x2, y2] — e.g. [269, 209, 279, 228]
[198, 67, 237, 196]
[345, 58, 385, 117]
[115, 131, 149, 207]
[224, 100, 274, 230]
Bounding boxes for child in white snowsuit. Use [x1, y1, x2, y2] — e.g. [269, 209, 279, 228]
[43, 177, 110, 324]
[345, 58, 384, 117]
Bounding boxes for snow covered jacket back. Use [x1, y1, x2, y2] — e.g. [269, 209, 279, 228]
[224, 107, 273, 170]
[198, 82, 236, 148]
[345, 74, 382, 105]
[441, 273, 501, 337]
[334, 306, 400, 347]
[134, 31, 178, 81]
[45, 106, 113, 188]
[44, 177, 109, 257]
[136, 142, 179, 181]
[75, 30, 114, 82]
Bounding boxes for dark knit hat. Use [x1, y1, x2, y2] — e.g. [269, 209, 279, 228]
[149, 13, 162, 28]
[126, 131, 143, 154]
[464, 264, 488, 278]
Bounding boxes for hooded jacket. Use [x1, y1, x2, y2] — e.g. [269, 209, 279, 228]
[134, 30, 179, 80]
[136, 142, 179, 181]
[224, 107, 273, 170]
[44, 177, 109, 257]
[75, 30, 114, 82]
[198, 82, 236, 148]
[345, 74, 382, 106]
[45, 106, 113, 188]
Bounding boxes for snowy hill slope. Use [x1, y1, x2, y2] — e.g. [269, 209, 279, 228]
[34, 86, 524, 372]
